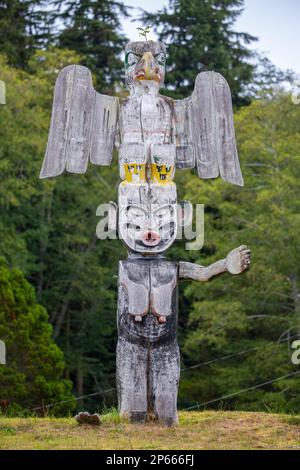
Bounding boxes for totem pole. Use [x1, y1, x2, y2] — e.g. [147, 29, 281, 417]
[40, 40, 251, 426]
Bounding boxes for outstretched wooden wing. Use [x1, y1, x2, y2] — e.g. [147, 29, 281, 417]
[174, 71, 243, 186]
[40, 65, 119, 179]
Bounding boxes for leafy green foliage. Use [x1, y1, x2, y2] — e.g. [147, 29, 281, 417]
[0, 2, 299, 416]
[0, 51, 123, 411]
[178, 93, 300, 412]
[0, 257, 74, 413]
[137, 25, 152, 42]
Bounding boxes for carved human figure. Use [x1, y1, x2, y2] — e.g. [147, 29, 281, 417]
[115, 183, 250, 426]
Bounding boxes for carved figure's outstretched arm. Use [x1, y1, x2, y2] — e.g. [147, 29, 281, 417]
[179, 245, 251, 282]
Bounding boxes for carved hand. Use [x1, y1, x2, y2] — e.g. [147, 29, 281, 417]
[226, 245, 251, 275]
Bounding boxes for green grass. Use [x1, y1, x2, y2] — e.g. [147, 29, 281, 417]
[0, 411, 300, 450]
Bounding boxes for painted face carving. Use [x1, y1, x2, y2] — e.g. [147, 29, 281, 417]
[125, 41, 166, 88]
[118, 183, 177, 254]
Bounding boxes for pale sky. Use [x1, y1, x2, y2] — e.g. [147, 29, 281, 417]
[122, 0, 300, 75]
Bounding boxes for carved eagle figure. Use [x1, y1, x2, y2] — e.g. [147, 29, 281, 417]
[40, 40, 243, 187]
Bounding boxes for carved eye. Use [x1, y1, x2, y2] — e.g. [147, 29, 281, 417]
[155, 52, 166, 65]
[126, 206, 146, 222]
[155, 205, 174, 222]
[126, 52, 139, 67]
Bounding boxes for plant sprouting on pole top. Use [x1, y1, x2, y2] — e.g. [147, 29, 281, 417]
[137, 25, 151, 41]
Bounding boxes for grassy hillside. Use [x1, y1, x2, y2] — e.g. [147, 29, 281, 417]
[1, 411, 300, 450]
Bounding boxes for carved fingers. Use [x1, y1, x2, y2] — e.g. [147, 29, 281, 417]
[240, 246, 251, 272]
[226, 245, 251, 275]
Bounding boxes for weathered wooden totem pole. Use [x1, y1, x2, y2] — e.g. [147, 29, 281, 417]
[40, 40, 251, 426]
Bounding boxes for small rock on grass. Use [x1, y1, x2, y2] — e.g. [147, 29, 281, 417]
[75, 411, 101, 426]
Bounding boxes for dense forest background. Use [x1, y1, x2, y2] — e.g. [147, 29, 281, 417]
[0, 0, 300, 415]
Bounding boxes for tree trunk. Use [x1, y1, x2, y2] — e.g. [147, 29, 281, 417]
[77, 364, 84, 397]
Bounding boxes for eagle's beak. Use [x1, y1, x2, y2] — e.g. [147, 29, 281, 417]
[135, 52, 160, 83]
[142, 52, 155, 80]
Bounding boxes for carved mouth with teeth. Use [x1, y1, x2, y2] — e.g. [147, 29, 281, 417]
[134, 70, 161, 84]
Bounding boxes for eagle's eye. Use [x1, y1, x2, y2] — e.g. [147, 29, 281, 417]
[126, 52, 139, 67]
[155, 52, 166, 65]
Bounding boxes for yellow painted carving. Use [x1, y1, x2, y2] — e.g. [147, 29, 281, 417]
[124, 163, 146, 183]
[151, 164, 174, 185]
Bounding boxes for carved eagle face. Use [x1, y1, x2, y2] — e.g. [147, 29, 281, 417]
[125, 41, 166, 89]
[118, 183, 177, 255]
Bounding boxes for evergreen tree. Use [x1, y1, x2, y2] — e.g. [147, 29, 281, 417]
[52, 0, 129, 92]
[0, 0, 52, 68]
[177, 93, 300, 412]
[141, 0, 257, 106]
[0, 258, 75, 413]
[0, 51, 121, 408]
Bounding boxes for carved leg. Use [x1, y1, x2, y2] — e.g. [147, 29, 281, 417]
[149, 341, 180, 426]
[116, 338, 148, 423]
